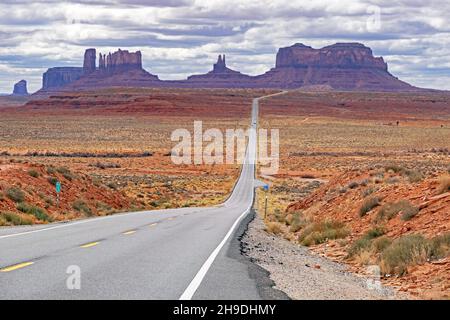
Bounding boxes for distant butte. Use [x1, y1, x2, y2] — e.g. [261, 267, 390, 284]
[38, 43, 424, 93]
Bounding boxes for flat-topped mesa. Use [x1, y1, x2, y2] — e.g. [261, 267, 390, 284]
[100, 49, 143, 74]
[276, 42, 388, 71]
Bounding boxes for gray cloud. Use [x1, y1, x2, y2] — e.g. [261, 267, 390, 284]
[0, 0, 449, 93]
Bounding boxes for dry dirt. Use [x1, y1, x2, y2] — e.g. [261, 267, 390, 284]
[256, 90, 450, 299]
[0, 88, 272, 224]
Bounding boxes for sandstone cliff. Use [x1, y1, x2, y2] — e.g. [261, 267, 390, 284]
[255, 43, 415, 91]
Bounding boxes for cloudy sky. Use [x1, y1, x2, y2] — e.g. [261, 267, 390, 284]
[0, 0, 449, 93]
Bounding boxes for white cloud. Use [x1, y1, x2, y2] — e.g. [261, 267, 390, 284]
[0, 0, 449, 93]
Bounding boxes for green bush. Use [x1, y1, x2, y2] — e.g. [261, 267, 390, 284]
[377, 200, 418, 222]
[28, 169, 40, 178]
[348, 227, 385, 257]
[72, 199, 92, 216]
[380, 234, 430, 275]
[0, 211, 33, 226]
[289, 211, 310, 233]
[47, 177, 58, 186]
[57, 167, 74, 181]
[405, 169, 423, 183]
[16, 203, 51, 222]
[298, 220, 349, 246]
[429, 232, 450, 259]
[6, 187, 25, 203]
[359, 196, 380, 217]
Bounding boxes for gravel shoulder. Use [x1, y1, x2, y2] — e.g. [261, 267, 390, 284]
[241, 213, 399, 300]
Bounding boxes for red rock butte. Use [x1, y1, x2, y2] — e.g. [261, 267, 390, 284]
[39, 43, 424, 92]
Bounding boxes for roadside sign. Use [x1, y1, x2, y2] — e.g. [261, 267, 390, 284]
[56, 181, 61, 193]
[263, 184, 269, 191]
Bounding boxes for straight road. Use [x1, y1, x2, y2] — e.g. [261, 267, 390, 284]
[0, 92, 286, 300]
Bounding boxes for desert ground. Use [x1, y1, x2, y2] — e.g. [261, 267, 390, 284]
[0, 88, 273, 224]
[256, 90, 450, 299]
[0, 88, 449, 299]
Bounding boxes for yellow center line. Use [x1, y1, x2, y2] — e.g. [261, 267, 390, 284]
[149, 223, 158, 227]
[0, 261, 34, 272]
[123, 230, 136, 235]
[80, 241, 100, 248]
[168, 217, 175, 221]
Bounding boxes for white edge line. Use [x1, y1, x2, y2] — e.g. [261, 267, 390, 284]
[179, 204, 252, 300]
[0, 208, 200, 240]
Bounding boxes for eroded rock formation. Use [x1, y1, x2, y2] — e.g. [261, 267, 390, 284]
[255, 43, 414, 91]
[186, 54, 252, 87]
[12, 80, 29, 95]
[42, 67, 84, 90]
[83, 48, 96, 74]
[39, 43, 422, 92]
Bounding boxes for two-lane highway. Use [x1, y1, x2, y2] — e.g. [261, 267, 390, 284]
[0, 92, 285, 300]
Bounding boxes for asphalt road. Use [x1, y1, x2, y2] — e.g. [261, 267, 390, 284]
[0, 92, 286, 300]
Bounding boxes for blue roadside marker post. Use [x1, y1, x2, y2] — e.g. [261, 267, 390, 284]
[263, 184, 269, 220]
[56, 181, 61, 208]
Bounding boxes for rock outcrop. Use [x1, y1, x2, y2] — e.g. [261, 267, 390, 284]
[101, 49, 143, 74]
[186, 54, 253, 88]
[42, 67, 84, 90]
[12, 80, 29, 95]
[255, 43, 415, 91]
[39, 43, 423, 92]
[83, 48, 96, 74]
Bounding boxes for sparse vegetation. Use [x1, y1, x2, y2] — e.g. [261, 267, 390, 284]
[298, 220, 350, 246]
[348, 227, 385, 257]
[436, 175, 450, 194]
[6, 187, 25, 203]
[265, 222, 283, 235]
[359, 196, 380, 217]
[72, 199, 92, 216]
[380, 234, 430, 275]
[16, 202, 51, 222]
[28, 169, 40, 178]
[377, 199, 418, 222]
[0, 211, 33, 226]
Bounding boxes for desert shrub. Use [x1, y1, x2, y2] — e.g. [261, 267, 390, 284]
[96, 201, 112, 212]
[6, 187, 25, 203]
[46, 166, 56, 174]
[405, 169, 423, 183]
[47, 177, 58, 186]
[384, 164, 404, 174]
[265, 222, 283, 235]
[288, 211, 310, 233]
[107, 182, 118, 190]
[298, 220, 349, 246]
[380, 234, 430, 275]
[28, 169, 40, 178]
[57, 167, 74, 181]
[377, 200, 418, 222]
[372, 236, 393, 253]
[348, 227, 385, 257]
[437, 175, 450, 194]
[0, 211, 33, 225]
[92, 162, 121, 169]
[16, 202, 51, 222]
[347, 181, 359, 189]
[401, 205, 420, 221]
[359, 196, 380, 217]
[429, 232, 450, 259]
[72, 199, 92, 216]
